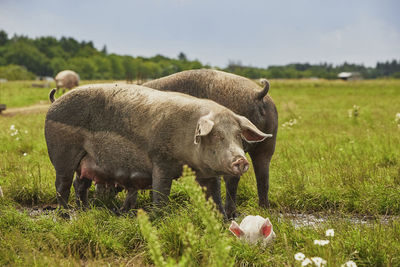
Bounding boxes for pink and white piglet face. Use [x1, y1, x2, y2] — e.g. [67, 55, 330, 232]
[229, 215, 276, 246]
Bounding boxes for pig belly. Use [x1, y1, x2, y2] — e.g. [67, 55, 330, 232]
[77, 155, 152, 190]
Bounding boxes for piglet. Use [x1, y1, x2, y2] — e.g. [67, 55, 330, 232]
[229, 215, 276, 246]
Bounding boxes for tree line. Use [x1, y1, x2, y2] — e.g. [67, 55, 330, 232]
[0, 30, 399, 80]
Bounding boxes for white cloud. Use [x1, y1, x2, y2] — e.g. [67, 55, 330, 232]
[319, 17, 400, 66]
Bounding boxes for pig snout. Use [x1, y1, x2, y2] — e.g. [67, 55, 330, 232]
[231, 157, 249, 175]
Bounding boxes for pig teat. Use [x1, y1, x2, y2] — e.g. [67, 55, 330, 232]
[229, 215, 276, 246]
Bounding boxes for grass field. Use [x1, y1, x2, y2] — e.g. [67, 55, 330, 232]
[0, 79, 399, 266]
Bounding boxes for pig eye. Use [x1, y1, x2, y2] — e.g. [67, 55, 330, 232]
[211, 131, 224, 142]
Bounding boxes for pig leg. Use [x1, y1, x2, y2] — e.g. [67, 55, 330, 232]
[151, 164, 174, 208]
[224, 175, 240, 219]
[250, 151, 272, 208]
[73, 173, 92, 208]
[55, 171, 74, 209]
[53, 155, 84, 209]
[196, 177, 226, 217]
[121, 189, 138, 212]
[152, 177, 172, 208]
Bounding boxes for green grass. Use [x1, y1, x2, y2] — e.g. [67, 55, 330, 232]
[0, 80, 114, 108]
[0, 81, 52, 108]
[0, 79, 399, 266]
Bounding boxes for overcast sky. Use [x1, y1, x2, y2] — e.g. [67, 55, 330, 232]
[0, 0, 399, 68]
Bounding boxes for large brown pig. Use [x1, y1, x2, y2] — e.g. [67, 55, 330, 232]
[54, 70, 80, 93]
[45, 84, 272, 211]
[142, 69, 278, 218]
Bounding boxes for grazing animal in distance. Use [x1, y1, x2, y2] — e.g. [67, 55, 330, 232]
[54, 70, 80, 94]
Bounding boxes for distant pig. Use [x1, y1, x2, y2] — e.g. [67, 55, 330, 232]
[54, 70, 79, 94]
[229, 215, 276, 245]
[45, 84, 272, 211]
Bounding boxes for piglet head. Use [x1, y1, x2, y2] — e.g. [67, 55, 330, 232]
[229, 215, 276, 246]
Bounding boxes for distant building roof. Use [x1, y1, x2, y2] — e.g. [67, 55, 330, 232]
[338, 72, 353, 78]
[338, 72, 362, 80]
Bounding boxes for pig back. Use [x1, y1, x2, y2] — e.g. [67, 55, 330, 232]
[143, 69, 276, 132]
[45, 84, 220, 175]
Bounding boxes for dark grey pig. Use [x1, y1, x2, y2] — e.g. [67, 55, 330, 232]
[45, 84, 272, 211]
[142, 69, 278, 218]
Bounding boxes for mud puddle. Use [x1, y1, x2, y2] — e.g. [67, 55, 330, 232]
[278, 212, 398, 228]
[17, 205, 399, 228]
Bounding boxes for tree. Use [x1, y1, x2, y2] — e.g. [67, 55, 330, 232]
[0, 64, 35, 80]
[60, 37, 80, 57]
[122, 56, 137, 82]
[92, 56, 112, 79]
[108, 54, 125, 79]
[101, 45, 108, 55]
[68, 57, 96, 79]
[0, 30, 8, 46]
[4, 41, 51, 76]
[50, 57, 68, 76]
[178, 52, 187, 61]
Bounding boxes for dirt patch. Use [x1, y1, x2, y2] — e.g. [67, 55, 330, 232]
[17, 204, 399, 228]
[279, 212, 398, 228]
[1, 102, 50, 117]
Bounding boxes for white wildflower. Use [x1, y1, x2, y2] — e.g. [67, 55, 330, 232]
[314, 239, 330, 246]
[353, 105, 359, 116]
[325, 229, 334, 237]
[294, 252, 306, 261]
[23, 153, 27, 156]
[10, 125, 19, 137]
[342, 260, 357, 267]
[396, 113, 400, 127]
[301, 258, 312, 266]
[16, 137, 20, 141]
[282, 118, 298, 128]
[348, 105, 360, 118]
[348, 109, 353, 118]
[24, 130, 28, 134]
[311, 257, 327, 267]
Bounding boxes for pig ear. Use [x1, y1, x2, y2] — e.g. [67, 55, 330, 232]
[235, 114, 273, 143]
[194, 113, 214, 144]
[260, 218, 273, 238]
[229, 221, 244, 238]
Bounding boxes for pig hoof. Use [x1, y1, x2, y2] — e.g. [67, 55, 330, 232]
[227, 211, 239, 220]
[43, 205, 56, 211]
[259, 201, 270, 209]
[56, 209, 71, 219]
[111, 207, 122, 216]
